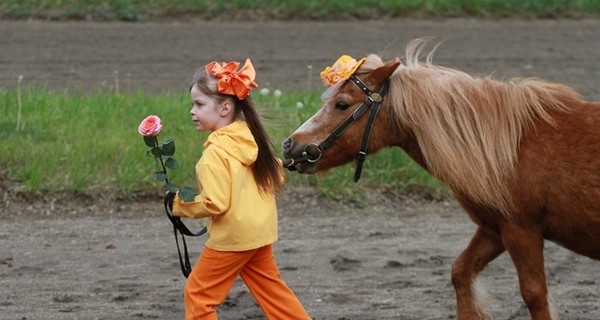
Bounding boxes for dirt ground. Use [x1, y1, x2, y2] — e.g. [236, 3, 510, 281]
[2, 18, 600, 320]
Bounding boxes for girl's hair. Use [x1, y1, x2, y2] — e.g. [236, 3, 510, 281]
[191, 69, 284, 194]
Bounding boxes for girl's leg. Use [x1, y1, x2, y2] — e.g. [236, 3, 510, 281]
[185, 247, 254, 320]
[239, 245, 311, 320]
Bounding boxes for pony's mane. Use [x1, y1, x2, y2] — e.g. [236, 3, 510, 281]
[365, 39, 582, 213]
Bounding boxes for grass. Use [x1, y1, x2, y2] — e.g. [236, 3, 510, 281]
[0, 84, 445, 200]
[0, 0, 598, 21]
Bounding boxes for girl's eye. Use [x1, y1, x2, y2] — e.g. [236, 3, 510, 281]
[335, 102, 350, 110]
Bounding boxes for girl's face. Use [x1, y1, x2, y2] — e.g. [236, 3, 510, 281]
[189, 85, 232, 132]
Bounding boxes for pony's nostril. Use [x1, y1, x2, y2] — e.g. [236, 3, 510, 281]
[282, 137, 293, 152]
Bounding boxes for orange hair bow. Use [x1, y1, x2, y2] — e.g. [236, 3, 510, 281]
[205, 58, 258, 100]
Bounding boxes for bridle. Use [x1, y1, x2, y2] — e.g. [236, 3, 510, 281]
[284, 74, 389, 182]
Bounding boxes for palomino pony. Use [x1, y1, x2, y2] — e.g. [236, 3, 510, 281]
[282, 39, 600, 320]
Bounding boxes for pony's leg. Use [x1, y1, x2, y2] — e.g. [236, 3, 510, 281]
[501, 224, 558, 320]
[452, 227, 505, 320]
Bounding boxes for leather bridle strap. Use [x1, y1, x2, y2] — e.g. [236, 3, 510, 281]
[319, 75, 388, 155]
[286, 99, 373, 166]
[318, 95, 372, 152]
[283, 74, 389, 182]
[164, 192, 207, 278]
[350, 75, 388, 182]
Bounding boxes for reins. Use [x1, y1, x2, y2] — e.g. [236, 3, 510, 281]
[285, 74, 389, 182]
[164, 192, 207, 278]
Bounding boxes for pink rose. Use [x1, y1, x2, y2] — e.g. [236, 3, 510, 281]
[138, 115, 162, 136]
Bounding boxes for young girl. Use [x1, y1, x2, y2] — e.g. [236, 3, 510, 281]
[169, 58, 311, 320]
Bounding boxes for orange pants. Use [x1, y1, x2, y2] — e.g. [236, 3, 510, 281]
[184, 244, 311, 320]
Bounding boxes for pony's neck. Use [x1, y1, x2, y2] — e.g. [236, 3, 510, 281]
[394, 131, 428, 170]
[388, 64, 579, 214]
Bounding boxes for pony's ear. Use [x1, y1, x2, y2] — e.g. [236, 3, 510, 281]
[367, 58, 401, 85]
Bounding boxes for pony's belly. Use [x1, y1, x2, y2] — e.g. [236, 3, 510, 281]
[544, 210, 600, 260]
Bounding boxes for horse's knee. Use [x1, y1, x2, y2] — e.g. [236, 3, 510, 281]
[451, 252, 486, 289]
[452, 228, 504, 289]
[518, 280, 560, 319]
[451, 258, 469, 289]
[520, 281, 548, 310]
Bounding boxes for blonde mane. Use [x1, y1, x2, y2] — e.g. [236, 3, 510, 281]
[369, 39, 581, 213]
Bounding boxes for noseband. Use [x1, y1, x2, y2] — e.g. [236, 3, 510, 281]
[285, 74, 389, 182]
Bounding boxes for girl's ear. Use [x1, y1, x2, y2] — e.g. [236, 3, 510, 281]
[220, 98, 234, 117]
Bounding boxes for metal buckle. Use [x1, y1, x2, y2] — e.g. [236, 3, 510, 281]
[357, 150, 367, 160]
[370, 92, 383, 103]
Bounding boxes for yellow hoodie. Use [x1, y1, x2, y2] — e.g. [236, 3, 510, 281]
[172, 121, 278, 251]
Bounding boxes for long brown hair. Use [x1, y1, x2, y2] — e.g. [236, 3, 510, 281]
[191, 69, 284, 194]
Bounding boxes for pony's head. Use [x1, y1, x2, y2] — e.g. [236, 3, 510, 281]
[282, 55, 401, 175]
[284, 38, 580, 212]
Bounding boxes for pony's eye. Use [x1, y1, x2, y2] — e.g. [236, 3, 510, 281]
[335, 102, 350, 110]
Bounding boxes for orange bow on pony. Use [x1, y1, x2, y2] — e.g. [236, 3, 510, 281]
[205, 59, 258, 100]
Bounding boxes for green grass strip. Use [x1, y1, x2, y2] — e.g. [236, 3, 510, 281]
[0, 86, 444, 199]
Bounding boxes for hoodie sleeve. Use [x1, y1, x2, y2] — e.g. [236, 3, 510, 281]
[172, 148, 231, 219]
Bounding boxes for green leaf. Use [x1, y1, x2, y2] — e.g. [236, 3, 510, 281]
[165, 157, 178, 170]
[161, 138, 175, 156]
[143, 135, 157, 147]
[164, 183, 178, 193]
[179, 186, 196, 202]
[155, 171, 167, 181]
[150, 146, 162, 157]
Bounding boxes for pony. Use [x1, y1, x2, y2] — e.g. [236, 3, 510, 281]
[282, 38, 600, 320]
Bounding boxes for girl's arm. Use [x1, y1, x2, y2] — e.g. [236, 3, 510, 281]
[172, 151, 231, 219]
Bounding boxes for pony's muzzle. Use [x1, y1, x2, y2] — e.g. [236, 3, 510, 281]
[282, 137, 298, 170]
[282, 158, 297, 171]
[282, 137, 294, 160]
[282, 137, 319, 173]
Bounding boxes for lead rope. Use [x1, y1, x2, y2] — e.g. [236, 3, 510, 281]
[164, 192, 207, 278]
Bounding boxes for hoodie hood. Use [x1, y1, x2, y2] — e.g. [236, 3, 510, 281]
[204, 121, 257, 166]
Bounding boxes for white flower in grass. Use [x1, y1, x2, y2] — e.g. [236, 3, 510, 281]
[260, 88, 270, 96]
[273, 89, 282, 97]
[296, 102, 304, 109]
